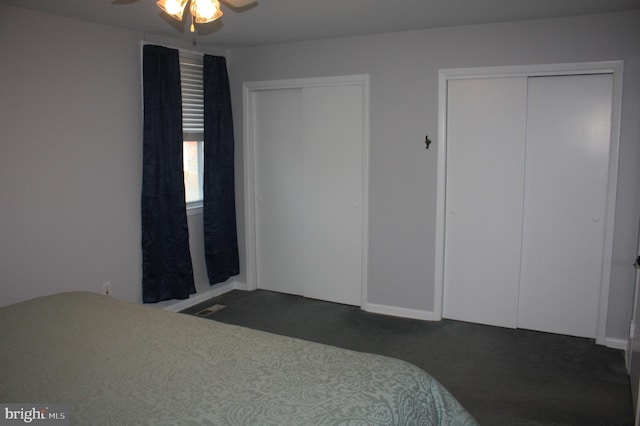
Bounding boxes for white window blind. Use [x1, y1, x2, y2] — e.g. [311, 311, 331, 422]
[179, 51, 204, 137]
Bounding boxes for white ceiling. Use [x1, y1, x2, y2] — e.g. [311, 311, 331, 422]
[2, 0, 639, 48]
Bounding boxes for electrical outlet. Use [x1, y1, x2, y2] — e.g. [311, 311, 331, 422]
[102, 281, 112, 297]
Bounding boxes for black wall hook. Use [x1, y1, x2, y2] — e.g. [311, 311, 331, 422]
[425, 135, 432, 149]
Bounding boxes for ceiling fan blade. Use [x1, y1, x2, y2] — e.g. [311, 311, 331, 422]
[221, 0, 257, 8]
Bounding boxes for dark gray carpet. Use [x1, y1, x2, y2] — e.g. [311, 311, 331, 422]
[181, 289, 634, 425]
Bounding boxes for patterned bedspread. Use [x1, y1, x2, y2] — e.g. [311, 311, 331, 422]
[1, 292, 476, 425]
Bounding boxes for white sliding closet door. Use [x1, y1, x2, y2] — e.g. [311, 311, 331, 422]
[517, 74, 613, 338]
[254, 89, 305, 297]
[301, 85, 363, 305]
[252, 80, 366, 306]
[443, 70, 614, 338]
[443, 77, 528, 328]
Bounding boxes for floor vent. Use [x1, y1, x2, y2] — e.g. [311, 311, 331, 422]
[195, 304, 226, 317]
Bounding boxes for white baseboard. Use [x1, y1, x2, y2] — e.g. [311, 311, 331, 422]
[604, 336, 628, 351]
[232, 281, 251, 291]
[160, 281, 238, 312]
[363, 303, 436, 321]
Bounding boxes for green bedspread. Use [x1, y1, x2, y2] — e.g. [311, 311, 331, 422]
[1, 292, 477, 425]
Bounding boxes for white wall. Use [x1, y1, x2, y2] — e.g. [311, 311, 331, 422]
[0, 4, 225, 306]
[227, 11, 640, 341]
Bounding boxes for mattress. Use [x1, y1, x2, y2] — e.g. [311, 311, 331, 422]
[0, 292, 476, 425]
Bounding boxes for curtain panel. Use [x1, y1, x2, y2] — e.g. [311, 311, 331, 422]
[203, 55, 240, 284]
[141, 44, 195, 303]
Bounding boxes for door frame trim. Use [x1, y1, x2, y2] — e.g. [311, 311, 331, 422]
[434, 61, 624, 345]
[242, 75, 370, 307]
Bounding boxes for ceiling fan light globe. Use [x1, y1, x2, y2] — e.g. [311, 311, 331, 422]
[156, 0, 189, 21]
[191, 0, 223, 23]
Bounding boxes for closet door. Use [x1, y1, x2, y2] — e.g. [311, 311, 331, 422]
[443, 77, 528, 328]
[254, 89, 305, 296]
[302, 85, 363, 305]
[443, 73, 614, 338]
[517, 74, 613, 338]
[253, 82, 365, 306]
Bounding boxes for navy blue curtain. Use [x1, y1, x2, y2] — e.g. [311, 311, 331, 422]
[203, 55, 239, 284]
[141, 44, 195, 303]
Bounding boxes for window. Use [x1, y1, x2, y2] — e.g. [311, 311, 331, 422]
[180, 51, 204, 206]
[183, 140, 203, 203]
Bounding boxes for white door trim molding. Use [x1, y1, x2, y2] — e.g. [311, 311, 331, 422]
[434, 61, 624, 346]
[242, 75, 370, 307]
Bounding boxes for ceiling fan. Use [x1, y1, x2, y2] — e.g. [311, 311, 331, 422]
[156, 0, 257, 32]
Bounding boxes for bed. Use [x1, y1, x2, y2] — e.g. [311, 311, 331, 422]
[1, 292, 476, 425]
